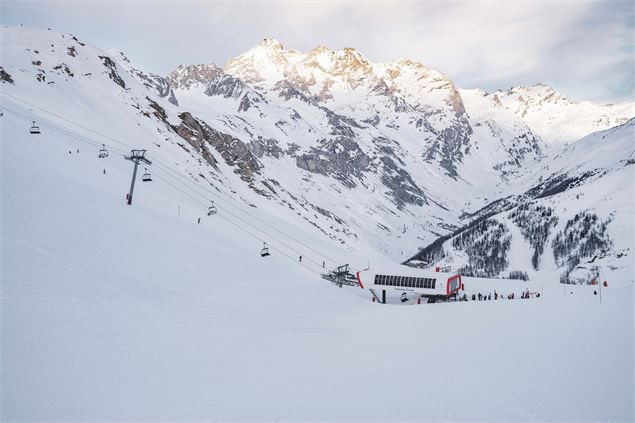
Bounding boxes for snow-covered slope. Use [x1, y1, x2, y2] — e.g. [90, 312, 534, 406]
[409, 119, 635, 286]
[494, 83, 634, 145]
[1, 25, 633, 422]
[1, 36, 633, 423]
[2, 26, 633, 281]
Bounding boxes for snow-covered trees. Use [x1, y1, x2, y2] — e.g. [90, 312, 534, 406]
[509, 203, 558, 270]
[453, 219, 511, 277]
[552, 210, 612, 284]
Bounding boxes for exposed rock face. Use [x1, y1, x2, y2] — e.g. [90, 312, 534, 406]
[167, 64, 223, 90]
[1, 67, 15, 84]
[174, 112, 261, 181]
[205, 73, 251, 99]
[420, 116, 473, 179]
[171, 112, 218, 168]
[272, 80, 318, 105]
[134, 71, 178, 105]
[97, 55, 125, 89]
[249, 137, 283, 159]
[296, 137, 370, 187]
[108, 50, 179, 105]
[378, 155, 427, 209]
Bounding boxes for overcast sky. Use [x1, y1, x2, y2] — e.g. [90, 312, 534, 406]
[2, 0, 633, 103]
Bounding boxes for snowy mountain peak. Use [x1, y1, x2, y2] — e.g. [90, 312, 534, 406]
[494, 83, 634, 144]
[106, 49, 132, 69]
[258, 37, 284, 50]
[166, 63, 223, 90]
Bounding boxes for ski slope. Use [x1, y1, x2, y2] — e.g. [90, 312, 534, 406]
[2, 96, 633, 421]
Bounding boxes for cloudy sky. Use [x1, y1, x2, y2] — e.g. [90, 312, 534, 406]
[2, 0, 633, 102]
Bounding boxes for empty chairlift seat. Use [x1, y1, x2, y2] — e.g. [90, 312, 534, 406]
[29, 121, 41, 134]
[141, 168, 152, 182]
[207, 202, 217, 216]
[260, 242, 270, 257]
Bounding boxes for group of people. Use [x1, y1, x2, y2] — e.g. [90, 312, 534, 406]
[456, 288, 539, 302]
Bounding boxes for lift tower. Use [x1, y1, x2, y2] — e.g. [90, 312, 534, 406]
[124, 149, 152, 205]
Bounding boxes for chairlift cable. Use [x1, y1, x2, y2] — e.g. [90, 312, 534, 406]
[2, 97, 339, 267]
[2, 93, 339, 264]
[151, 171, 323, 275]
[2, 93, 340, 264]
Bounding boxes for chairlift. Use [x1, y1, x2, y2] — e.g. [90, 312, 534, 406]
[260, 242, 270, 257]
[29, 121, 41, 134]
[207, 201, 217, 216]
[98, 144, 109, 158]
[141, 168, 152, 182]
[400, 292, 409, 303]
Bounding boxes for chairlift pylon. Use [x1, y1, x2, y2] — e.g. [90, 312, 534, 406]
[207, 201, 217, 216]
[98, 144, 109, 158]
[29, 121, 41, 134]
[260, 242, 270, 257]
[141, 168, 152, 182]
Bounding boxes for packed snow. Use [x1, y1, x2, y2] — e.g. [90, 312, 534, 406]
[1, 26, 633, 421]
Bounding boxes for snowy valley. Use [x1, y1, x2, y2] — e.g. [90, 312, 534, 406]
[1, 26, 634, 421]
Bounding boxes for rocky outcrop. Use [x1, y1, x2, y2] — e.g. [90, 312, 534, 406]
[296, 137, 370, 187]
[108, 50, 178, 105]
[167, 64, 223, 90]
[249, 137, 283, 159]
[174, 112, 261, 181]
[205, 73, 267, 113]
[0, 67, 14, 84]
[133, 71, 178, 105]
[98, 55, 125, 89]
[378, 155, 427, 209]
[420, 116, 473, 178]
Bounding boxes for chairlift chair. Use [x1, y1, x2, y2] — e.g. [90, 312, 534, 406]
[400, 292, 409, 303]
[141, 168, 152, 182]
[29, 121, 41, 134]
[207, 201, 217, 216]
[260, 242, 270, 257]
[98, 144, 109, 158]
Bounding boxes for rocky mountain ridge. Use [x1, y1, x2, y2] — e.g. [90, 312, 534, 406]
[1, 27, 633, 282]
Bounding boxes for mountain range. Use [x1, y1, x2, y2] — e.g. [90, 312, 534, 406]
[1, 27, 633, 284]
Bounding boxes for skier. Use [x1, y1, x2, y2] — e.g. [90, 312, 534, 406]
[488, 294, 491, 300]
[472, 294, 476, 301]
[103, 168, 106, 174]
[197, 217, 201, 224]
[322, 261, 325, 268]
[478, 293, 482, 301]
[494, 291, 498, 300]
[299, 255, 302, 262]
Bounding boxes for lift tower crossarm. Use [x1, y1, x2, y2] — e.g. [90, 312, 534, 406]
[124, 149, 152, 205]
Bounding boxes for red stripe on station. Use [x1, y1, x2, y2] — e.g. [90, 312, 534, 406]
[356, 271, 364, 289]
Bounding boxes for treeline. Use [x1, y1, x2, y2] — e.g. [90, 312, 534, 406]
[552, 210, 612, 284]
[453, 219, 511, 277]
[508, 203, 558, 270]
